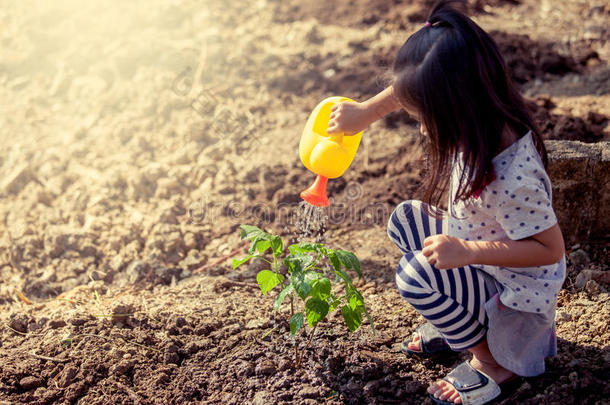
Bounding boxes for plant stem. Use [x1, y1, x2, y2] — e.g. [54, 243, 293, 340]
[273, 254, 285, 289]
[307, 323, 318, 346]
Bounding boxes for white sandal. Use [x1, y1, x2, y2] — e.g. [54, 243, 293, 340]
[429, 361, 522, 405]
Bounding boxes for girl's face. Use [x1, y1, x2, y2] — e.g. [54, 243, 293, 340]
[402, 103, 428, 137]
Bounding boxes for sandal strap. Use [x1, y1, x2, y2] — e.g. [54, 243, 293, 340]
[442, 362, 501, 405]
[417, 322, 449, 354]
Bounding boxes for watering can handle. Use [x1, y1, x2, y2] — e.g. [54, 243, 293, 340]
[328, 133, 344, 144]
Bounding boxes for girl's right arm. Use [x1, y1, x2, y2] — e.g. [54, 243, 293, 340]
[327, 86, 402, 135]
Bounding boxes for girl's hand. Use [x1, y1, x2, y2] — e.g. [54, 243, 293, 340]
[327, 102, 372, 135]
[422, 235, 474, 270]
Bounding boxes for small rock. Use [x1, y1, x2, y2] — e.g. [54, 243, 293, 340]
[111, 303, 135, 325]
[163, 343, 180, 364]
[555, 310, 571, 322]
[69, 316, 89, 326]
[255, 360, 275, 376]
[568, 249, 590, 270]
[58, 365, 78, 388]
[8, 314, 29, 333]
[109, 359, 136, 376]
[253, 390, 274, 405]
[584, 280, 601, 294]
[575, 269, 610, 289]
[245, 319, 265, 329]
[48, 319, 67, 329]
[19, 376, 44, 390]
[184, 341, 200, 354]
[298, 385, 319, 399]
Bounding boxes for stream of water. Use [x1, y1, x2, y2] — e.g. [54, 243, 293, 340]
[293, 201, 328, 243]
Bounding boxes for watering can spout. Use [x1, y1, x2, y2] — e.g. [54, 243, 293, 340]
[300, 175, 329, 207]
[298, 96, 364, 207]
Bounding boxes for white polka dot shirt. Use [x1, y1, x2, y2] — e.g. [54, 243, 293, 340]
[447, 132, 566, 314]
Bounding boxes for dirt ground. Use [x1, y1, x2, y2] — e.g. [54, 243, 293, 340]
[0, 0, 609, 404]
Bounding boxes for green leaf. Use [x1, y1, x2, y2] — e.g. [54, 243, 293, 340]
[290, 312, 304, 335]
[250, 237, 271, 255]
[333, 268, 353, 286]
[239, 224, 267, 240]
[274, 284, 293, 312]
[232, 255, 254, 269]
[349, 294, 361, 310]
[327, 250, 341, 271]
[341, 305, 362, 332]
[309, 277, 331, 301]
[288, 242, 323, 255]
[291, 270, 311, 300]
[256, 270, 284, 295]
[335, 250, 362, 278]
[328, 294, 342, 313]
[271, 236, 283, 257]
[305, 297, 329, 328]
[284, 253, 314, 274]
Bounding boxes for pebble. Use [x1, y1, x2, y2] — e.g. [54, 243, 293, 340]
[19, 376, 44, 390]
[58, 365, 78, 388]
[555, 310, 571, 322]
[568, 249, 590, 270]
[110, 359, 136, 376]
[298, 385, 319, 399]
[8, 314, 29, 333]
[244, 319, 265, 329]
[255, 359, 275, 376]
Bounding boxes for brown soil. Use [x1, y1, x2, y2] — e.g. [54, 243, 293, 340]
[1, 0, 609, 404]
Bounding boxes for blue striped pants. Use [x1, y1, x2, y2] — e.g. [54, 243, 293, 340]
[387, 200, 492, 351]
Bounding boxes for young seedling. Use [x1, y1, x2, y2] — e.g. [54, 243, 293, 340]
[233, 225, 374, 366]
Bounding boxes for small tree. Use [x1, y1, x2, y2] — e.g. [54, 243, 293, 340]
[233, 225, 374, 366]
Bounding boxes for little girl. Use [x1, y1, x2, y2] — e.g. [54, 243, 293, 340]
[327, 1, 566, 404]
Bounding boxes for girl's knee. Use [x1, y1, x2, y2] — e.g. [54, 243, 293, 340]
[395, 252, 433, 296]
[387, 200, 420, 251]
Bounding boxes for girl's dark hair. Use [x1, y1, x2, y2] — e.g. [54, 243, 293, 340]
[392, 0, 547, 215]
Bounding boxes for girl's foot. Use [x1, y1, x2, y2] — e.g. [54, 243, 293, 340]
[427, 355, 516, 404]
[407, 333, 421, 351]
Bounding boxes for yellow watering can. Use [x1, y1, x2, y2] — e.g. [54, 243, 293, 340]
[299, 96, 364, 207]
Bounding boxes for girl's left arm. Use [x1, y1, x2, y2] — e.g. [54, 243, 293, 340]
[422, 223, 565, 269]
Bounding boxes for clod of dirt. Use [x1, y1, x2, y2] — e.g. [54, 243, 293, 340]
[527, 97, 607, 142]
[574, 270, 610, 289]
[569, 249, 591, 271]
[492, 31, 598, 84]
[8, 313, 30, 333]
[48, 319, 67, 329]
[109, 359, 137, 376]
[57, 365, 79, 388]
[255, 360, 276, 376]
[19, 376, 45, 391]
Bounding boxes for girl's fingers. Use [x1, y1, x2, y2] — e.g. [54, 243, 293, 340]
[422, 247, 432, 256]
[423, 237, 434, 246]
[327, 124, 339, 134]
